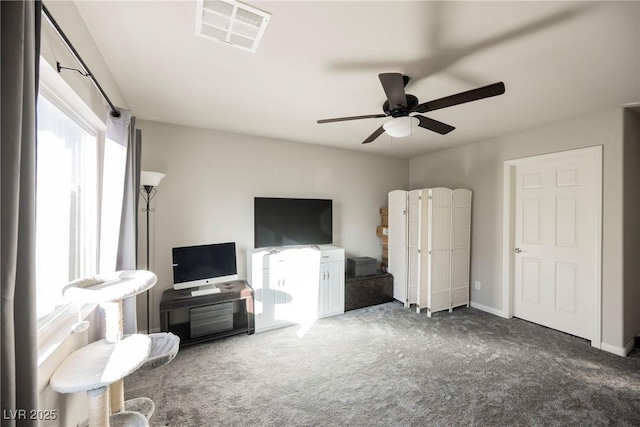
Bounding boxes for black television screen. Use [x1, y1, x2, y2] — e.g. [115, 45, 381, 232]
[254, 197, 332, 248]
[172, 242, 238, 290]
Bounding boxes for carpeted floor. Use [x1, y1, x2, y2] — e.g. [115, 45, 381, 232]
[125, 302, 640, 427]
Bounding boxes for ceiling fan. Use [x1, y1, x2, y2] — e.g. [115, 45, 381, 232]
[317, 73, 505, 144]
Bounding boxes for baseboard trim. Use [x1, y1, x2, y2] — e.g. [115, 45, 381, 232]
[470, 301, 509, 319]
[626, 338, 636, 355]
[600, 339, 636, 357]
[473, 304, 637, 357]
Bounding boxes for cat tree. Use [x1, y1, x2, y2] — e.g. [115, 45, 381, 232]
[50, 270, 179, 427]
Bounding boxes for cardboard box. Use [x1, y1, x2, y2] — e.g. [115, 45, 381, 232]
[380, 207, 388, 226]
[376, 226, 388, 237]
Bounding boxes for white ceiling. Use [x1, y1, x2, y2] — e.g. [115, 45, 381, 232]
[73, 1, 640, 158]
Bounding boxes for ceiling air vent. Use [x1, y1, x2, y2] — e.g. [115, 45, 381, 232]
[195, 0, 271, 53]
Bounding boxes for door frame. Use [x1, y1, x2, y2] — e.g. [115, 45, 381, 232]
[501, 146, 603, 348]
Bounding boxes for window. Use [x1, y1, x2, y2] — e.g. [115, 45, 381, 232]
[35, 59, 130, 363]
[36, 93, 99, 319]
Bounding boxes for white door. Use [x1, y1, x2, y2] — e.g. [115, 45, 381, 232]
[512, 148, 600, 340]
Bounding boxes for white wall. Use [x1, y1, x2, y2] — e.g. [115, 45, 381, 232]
[40, 1, 128, 118]
[136, 120, 409, 331]
[409, 108, 626, 348]
[38, 332, 88, 427]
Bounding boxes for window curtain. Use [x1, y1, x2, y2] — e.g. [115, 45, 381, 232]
[116, 117, 142, 335]
[1, 1, 42, 426]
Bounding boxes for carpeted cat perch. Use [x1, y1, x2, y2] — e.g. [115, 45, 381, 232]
[51, 270, 180, 427]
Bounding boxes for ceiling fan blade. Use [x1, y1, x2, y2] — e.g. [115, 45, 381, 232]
[362, 125, 385, 144]
[317, 114, 387, 124]
[415, 115, 455, 135]
[416, 82, 505, 113]
[379, 73, 408, 108]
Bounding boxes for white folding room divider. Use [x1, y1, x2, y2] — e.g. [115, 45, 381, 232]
[388, 188, 472, 316]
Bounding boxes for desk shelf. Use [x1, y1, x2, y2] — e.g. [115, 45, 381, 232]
[160, 280, 255, 347]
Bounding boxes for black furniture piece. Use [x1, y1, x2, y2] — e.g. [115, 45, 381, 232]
[345, 271, 394, 311]
[159, 280, 254, 347]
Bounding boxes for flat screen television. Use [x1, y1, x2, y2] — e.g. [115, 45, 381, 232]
[254, 197, 332, 248]
[172, 242, 238, 290]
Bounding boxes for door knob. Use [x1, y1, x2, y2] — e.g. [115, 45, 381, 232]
[514, 247, 523, 253]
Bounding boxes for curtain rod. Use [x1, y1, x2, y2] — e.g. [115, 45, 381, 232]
[42, 4, 121, 118]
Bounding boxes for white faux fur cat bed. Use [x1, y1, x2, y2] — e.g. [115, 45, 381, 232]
[62, 270, 157, 303]
[51, 334, 151, 394]
[141, 332, 180, 370]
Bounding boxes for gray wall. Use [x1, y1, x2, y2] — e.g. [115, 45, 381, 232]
[409, 108, 627, 349]
[623, 108, 640, 345]
[136, 120, 409, 331]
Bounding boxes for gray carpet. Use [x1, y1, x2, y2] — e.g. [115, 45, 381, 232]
[125, 302, 640, 426]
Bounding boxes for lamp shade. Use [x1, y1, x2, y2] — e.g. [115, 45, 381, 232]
[140, 171, 165, 187]
[383, 116, 418, 138]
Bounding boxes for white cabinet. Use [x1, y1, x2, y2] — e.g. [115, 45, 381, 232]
[247, 245, 344, 333]
[388, 188, 472, 316]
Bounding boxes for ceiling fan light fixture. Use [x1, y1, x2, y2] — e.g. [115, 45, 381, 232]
[383, 116, 418, 138]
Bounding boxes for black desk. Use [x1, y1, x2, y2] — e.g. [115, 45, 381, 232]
[159, 280, 254, 347]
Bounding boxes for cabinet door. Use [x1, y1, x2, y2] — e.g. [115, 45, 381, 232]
[318, 264, 329, 316]
[255, 269, 275, 331]
[272, 266, 297, 325]
[255, 266, 296, 332]
[326, 262, 344, 315]
[318, 261, 344, 317]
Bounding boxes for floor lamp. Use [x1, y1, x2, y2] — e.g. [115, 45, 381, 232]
[140, 171, 165, 334]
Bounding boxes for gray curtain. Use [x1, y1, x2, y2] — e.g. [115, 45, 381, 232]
[1, 1, 42, 426]
[116, 117, 142, 335]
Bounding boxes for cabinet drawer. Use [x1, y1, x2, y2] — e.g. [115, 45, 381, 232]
[190, 317, 233, 338]
[262, 253, 287, 269]
[190, 303, 233, 321]
[190, 303, 234, 337]
[320, 249, 344, 263]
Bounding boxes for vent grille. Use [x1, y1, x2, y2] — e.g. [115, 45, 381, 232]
[195, 0, 271, 53]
